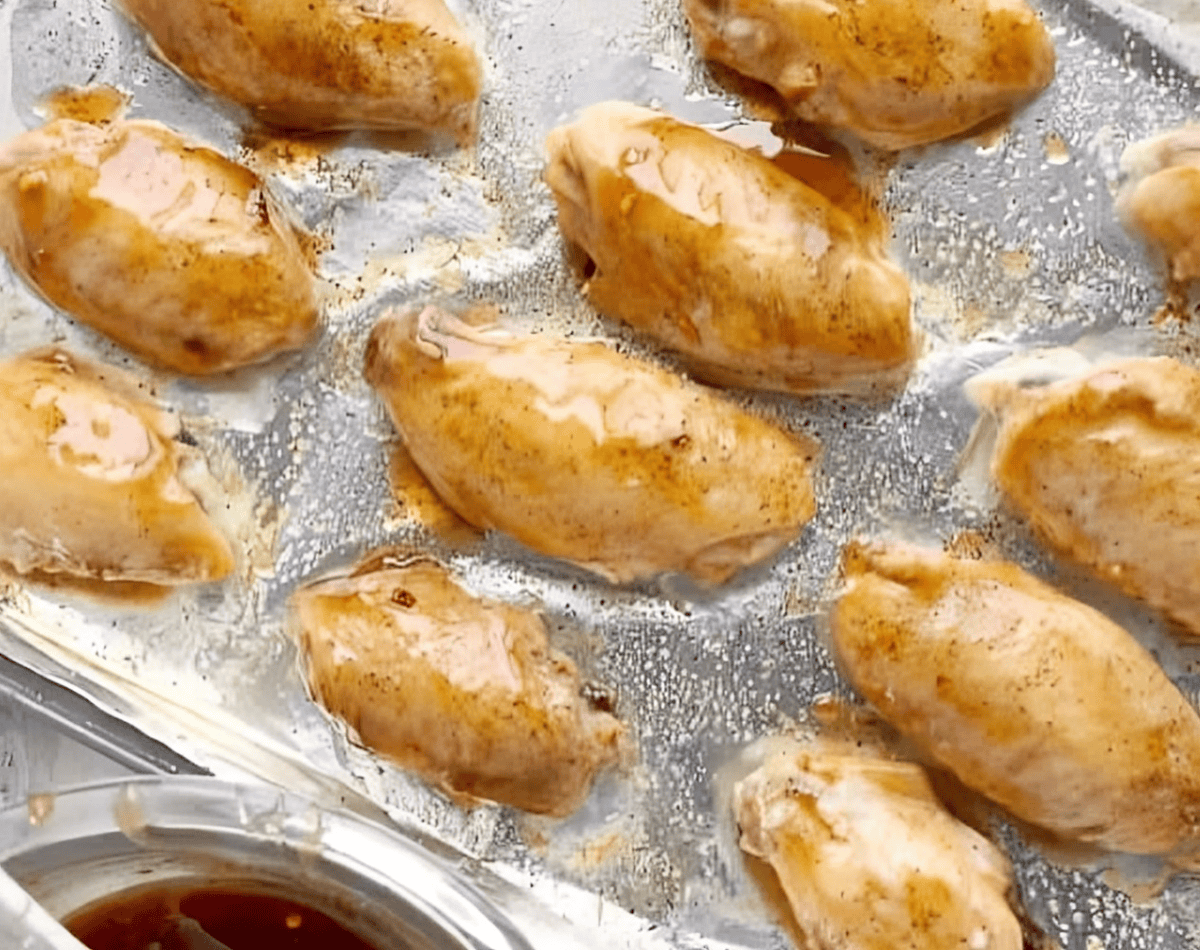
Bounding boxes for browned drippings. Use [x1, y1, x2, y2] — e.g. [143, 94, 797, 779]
[240, 128, 349, 168]
[740, 852, 809, 950]
[38, 84, 129, 124]
[703, 62, 792, 124]
[64, 882, 381, 950]
[387, 443, 481, 544]
[769, 131, 889, 240]
[13, 567, 174, 607]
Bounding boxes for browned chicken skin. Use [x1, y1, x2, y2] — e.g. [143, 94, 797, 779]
[1119, 127, 1200, 281]
[0, 117, 318, 375]
[0, 349, 234, 585]
[119, 0, 482, 140]
[683, 0, 1056, 150]
[971, 355, 1200, 639]
[735, 741, 1022, 950]
[292, 554, 624, 816]
[364, 306, 819, 585]
[544, 102, 914, 396]
[832, 540, 1200, 857]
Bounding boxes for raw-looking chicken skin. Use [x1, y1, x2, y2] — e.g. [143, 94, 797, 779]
[971, 356, 1200, 639]
[0, 117, 318, 375]
[832, 540, 1200, 856]
[0, 349, 234, 585]
[735, 742, 1021, 950]
[119, 0, 482, 140]
[364, 306, 818, 585]
[544, 102, 914, 396]
[683, 0, 1056, 149]
[293, 556, 623, 816]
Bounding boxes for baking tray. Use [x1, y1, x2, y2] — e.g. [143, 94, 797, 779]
[3, 0, 1200, 947]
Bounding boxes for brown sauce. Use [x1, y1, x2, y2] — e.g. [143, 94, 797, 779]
[64, 882, 381, 950]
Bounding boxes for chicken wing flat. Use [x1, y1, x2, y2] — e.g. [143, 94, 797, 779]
[735, 741, 1021, 950]
[971, 355, 1200, 639]
[1119, 126, 1200, 282]
[544, 102, 913, 396]
[293, 554, 623, 816]
[0, 116, 318, 375]
[0, 349, 234, 585]
[831, 540, 1200, 856]
[683, 0, 1055, 150]
[364, 306, 818, 585]
[119, 0, 482, 140]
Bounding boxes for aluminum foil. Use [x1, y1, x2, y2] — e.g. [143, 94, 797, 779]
[3, 0, 1200, 947]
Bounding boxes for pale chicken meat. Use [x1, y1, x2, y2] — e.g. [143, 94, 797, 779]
[292, 554, 624, 816]
[970, 355, 1200, 639]
[734, 741, 1021, 950]
[0, 348, 234, 585]
[0, 116, 318, 375]
[683, 0, 1056, 150]
[544, 102, 914, 396]
[364, 306, 818, 585]
[831, 540, 1200, 856]
[1118, 126, 1200, 281]
[118, 0, 482, 140]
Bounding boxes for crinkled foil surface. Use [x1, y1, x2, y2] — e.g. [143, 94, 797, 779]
[3, 0, 1200, 947]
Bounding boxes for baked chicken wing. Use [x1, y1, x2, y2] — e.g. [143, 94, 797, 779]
[544, 102, 913, 396]
[0, 349, 234, 585]
[293, 554, 623, 815]
[735, 741, 1021, 950]
[831, 540, 1200, 856]
[119, 0, 482, 140]
[970, 355, 1200, 639]
[1119, 126, 1200, 282]
[364, 306, 818, 584]
[683, 0, 1056, 149]
[0, 116, 318, 375]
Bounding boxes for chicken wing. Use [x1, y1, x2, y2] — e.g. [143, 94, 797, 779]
[119, 0, 482, 140]
[735, 741, 1021, 950]
[363, 306, 818, 584]
[0, 348, 234, 585]
[683, 0, 1056, 150]
[292, 553, 624, 816]
[0, 116, 318, 375]
[831, 540, 1200, 856]
[544, 102, 914, 396]
[1119, 126, 1200, 281]
[970, 355, 1200, 639]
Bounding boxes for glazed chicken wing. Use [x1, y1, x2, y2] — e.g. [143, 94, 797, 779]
[683, 0, 1056, 150]
[292, 554, 624, 816]
[831, 540, 1200, 856]
[0, 116, 318, 375]
[364, 306, 818, 585]
[119, 0, 482, 140]
[970, 355, 1200, 639]
[0, 349, 234, 585]
[735, 741, 1021, 950]
[544, 102, 914, 396]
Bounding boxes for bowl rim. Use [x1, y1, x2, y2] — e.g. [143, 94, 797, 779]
[0, 774, 537, 950]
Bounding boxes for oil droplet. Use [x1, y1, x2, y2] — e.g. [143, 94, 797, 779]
[1044, 131, 1070, 165]
[26, 793, 54, 827]
[286, 913, 304, 929]
[114, 783, 148, 844]
[999, 249, 1033, 279]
